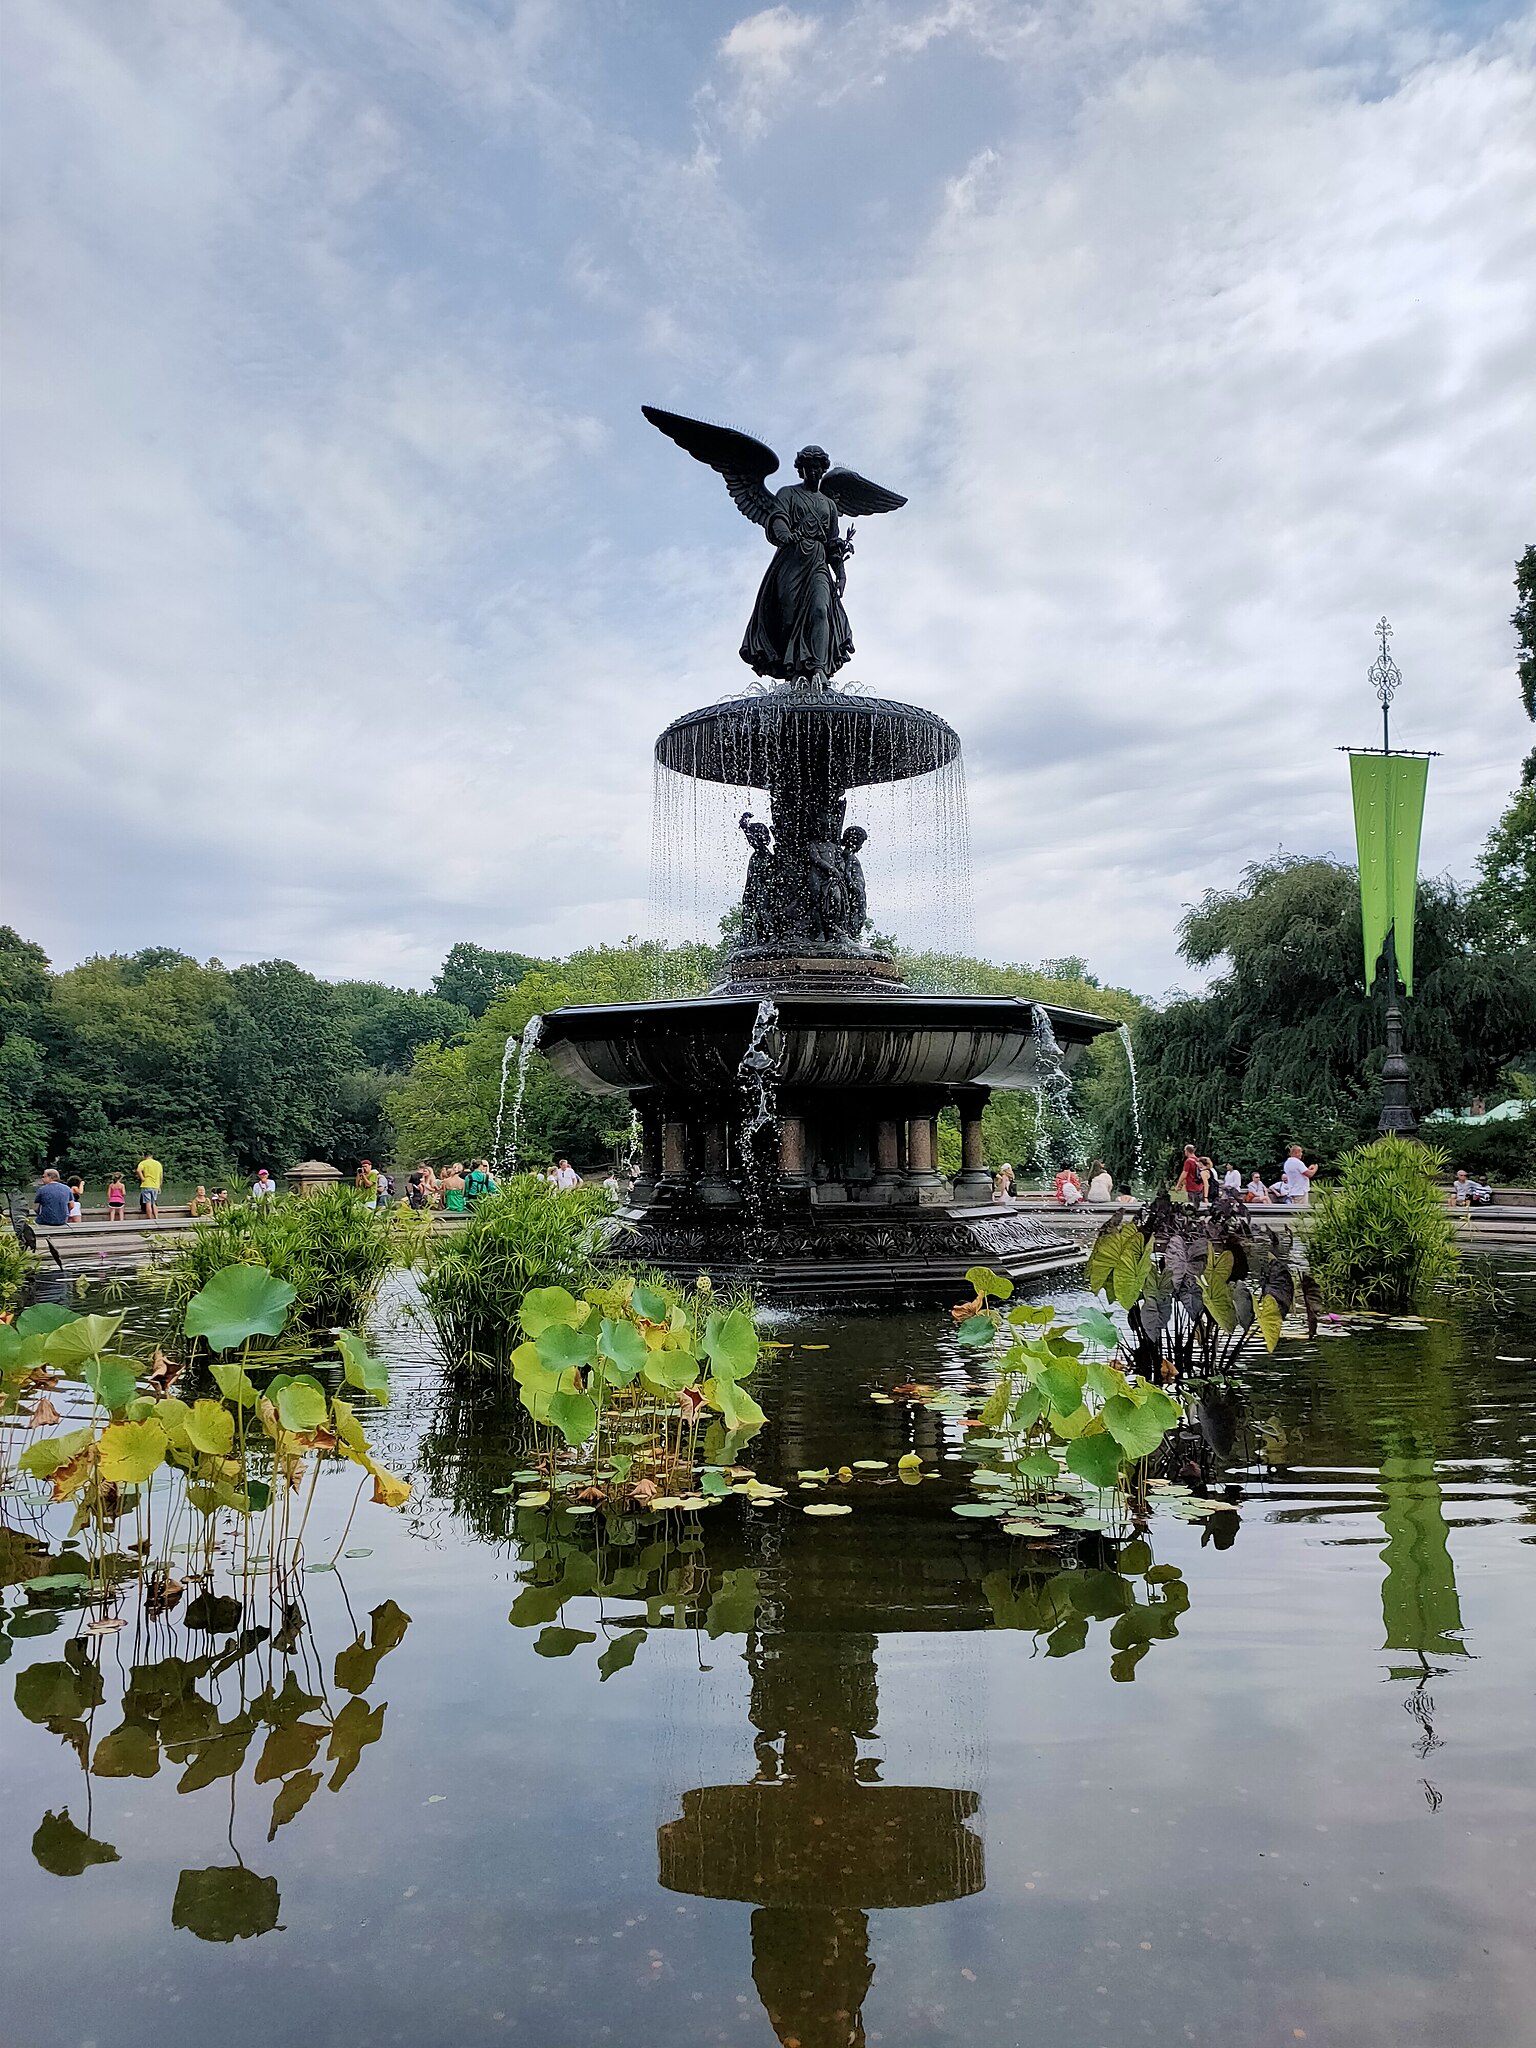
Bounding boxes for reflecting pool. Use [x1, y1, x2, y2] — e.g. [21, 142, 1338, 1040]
[3, 1260, 1534, 2048]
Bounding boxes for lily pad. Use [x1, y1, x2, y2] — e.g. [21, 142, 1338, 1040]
[851, 1459, 888, 1470]
[802, 1503, 852, 1517]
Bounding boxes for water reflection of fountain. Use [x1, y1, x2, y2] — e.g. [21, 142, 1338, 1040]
[658, 1625, 983, 2048]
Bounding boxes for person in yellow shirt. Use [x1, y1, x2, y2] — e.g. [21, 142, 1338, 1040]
[136, 1154, 163, 1217]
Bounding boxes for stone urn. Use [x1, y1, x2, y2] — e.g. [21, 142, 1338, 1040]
[285, 1160, 343, 1197]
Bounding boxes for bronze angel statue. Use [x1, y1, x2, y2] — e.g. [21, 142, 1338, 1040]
[643, 405, 907, 685]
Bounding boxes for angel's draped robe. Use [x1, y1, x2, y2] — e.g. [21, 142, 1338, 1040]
[740, 484, 854, 682]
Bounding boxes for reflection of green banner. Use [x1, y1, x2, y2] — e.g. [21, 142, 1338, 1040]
[1349, 752, 1429, 993]
[1379, 1456, 1465, 1661]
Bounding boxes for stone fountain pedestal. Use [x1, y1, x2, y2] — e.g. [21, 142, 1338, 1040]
[539, 987, 1110, 1299]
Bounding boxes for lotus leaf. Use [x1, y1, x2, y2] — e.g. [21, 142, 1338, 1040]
[802, 1502, 852, 1516]
[598, 1317, 648, 1381]
[519, 1286, 586, 1336]
[98, 1418, 169, 1485]
[19, 1426, 93, 1482]
[1036, 1359, 1086, 1415]
[172, 1864, 280, 1942]
[1074, 1305, 1122, 1352]
[535, 1322, 598, 1370]
[184, 1266, 296, 1351]
[15, 1659, 104, 1723]
[32, 1808, 120, 1876]
[545, 1386, 597, 1448]
[956, 1314, 996, 1348]
[1065, 1431, 1125, 1491]
[706, 1567, 761, 1636]
[42, 1313, 124, 1367]
[337, 1330, 390, 1404]
[208, 1360, 259, 1407]
[644, 1348, 699, 1394]
[17, 1304, 77, 1337]
[274, 1377, 327, 1434]
[268, 1769, 321, 1840]
[707, 1375, 765, 1432]
[966, 1265, 1014, 1300]
[329, 1397, 369, 1457]
[186, 1400, 235, 1458]
[702, 1307, 759, 1378]
[368, 1462, 411, 1509]
[534, 1624, 596, 1657]
[597, 1628, 646, 1680]
[91, 1721, 161, 1779]
[1101, 1392, 1170, 1462]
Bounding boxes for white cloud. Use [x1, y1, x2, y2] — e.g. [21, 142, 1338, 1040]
[3, 0, 1532, 1001]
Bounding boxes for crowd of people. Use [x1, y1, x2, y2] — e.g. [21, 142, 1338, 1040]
[994, 1143, 1330, 1209]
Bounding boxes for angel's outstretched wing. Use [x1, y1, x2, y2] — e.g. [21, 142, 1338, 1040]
[642, 406, 780, 528]
[821, 467, 907, 518]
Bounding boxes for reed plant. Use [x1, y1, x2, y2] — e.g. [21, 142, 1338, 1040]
[155, 1186, 425, 1331]
[419, 1174, 613, 1368]
[1302, 1135, 1460, 1312]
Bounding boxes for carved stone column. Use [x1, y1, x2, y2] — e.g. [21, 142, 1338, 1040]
[658, 1112, 691, 1204]
[905, 1113, 947, 1206]
[954, 1090, 993, 1202]
[699, 1117, 742, 1207]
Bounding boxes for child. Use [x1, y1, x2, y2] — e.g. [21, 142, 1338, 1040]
[67, 1181, 83, 1223]
[107, 1174, 126, 1221]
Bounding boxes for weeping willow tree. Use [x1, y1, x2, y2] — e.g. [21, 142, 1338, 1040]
[1086, 857, 1536, 1181]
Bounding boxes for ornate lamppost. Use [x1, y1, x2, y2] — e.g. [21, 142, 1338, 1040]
[1345, 619, 1437, 1137]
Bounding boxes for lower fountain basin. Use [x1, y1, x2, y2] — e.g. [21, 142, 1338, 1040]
[538, 992, 1113, 1096]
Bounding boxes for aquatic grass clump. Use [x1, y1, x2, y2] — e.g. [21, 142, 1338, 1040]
[419, 1174, 614, 1368]
[0, 1218, 36, 1313]
[155, 1186, 424, 1332]
[1302, 1134, 1460, 1312]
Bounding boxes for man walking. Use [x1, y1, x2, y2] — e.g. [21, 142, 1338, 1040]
[552, 1158, 581, 1192]
[137, 1152, 163, 1217]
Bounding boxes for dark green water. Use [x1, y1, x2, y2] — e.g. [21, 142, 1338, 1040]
[3, 1261, 1534, 2048]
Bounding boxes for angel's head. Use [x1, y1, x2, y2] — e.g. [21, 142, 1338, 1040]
[841, 825, 868, 852]
[794, 444, 830, 486]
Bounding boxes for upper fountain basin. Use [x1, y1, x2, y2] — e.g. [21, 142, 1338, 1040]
[537, 993, 1116, 1097]
[655, 688, 960, 789]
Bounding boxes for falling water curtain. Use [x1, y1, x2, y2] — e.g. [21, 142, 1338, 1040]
[1348, 753, 1430, 993]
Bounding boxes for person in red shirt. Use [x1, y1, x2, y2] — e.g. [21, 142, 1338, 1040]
[1177, 1144, 1205, 1202]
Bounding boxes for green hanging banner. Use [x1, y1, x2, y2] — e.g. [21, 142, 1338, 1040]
[1349, 751, 1429, 994]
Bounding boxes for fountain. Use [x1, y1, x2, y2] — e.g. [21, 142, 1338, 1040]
[536, 406, 1118, 1296]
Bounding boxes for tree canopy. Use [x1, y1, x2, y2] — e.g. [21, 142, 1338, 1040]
[1089, 857, 1536, 1181]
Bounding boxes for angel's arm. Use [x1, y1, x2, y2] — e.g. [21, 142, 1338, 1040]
[641, 406, 780, 528]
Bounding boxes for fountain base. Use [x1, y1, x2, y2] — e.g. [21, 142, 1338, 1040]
[609, 1199, 1085, 1301]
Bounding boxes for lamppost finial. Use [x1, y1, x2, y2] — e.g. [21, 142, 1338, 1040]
[1369, 616, 1401, 716]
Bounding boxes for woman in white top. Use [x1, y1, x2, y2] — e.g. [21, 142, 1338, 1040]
[1085, 1159, 1114, 1203]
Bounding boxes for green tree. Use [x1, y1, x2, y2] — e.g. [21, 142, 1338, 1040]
[1471, 783, 1536, 949]
[332, 982, 471, 1070]
[0, 926, 52, 1181]
[431, 942, 544, 1018]
[216, 961, 354, 1168]
[1514, 542, 1535, 737]
[1097, 857, 1536, 1180]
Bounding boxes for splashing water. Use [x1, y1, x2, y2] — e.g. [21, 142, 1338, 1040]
[737, 999, 781, 1224]
[492, 1034, 518, 1172]
[1030, 1004, 1082, 1180]
[499, 1016, 543, 1176]
[739, 998, 781, 1149]
[1117, 1022, 1144, 1189]
[624, 1106, 642, 1183]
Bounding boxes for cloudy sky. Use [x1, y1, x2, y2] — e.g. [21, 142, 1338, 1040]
[4, 0, 1533, 997]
